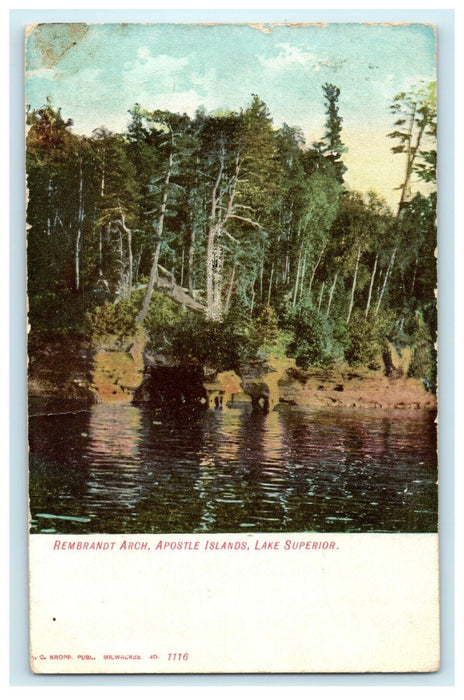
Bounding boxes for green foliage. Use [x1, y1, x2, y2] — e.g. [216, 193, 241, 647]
[312, 83, 347, 183]
[253, 305, 280, 346]
[87, 289, 185, 347]
[259, 330, 294, 359]
[238, 94, 281, 218]
[25, 86, 436, 392]
[407, 311, 435, 390]
[168, 314, 258, 371]
[344, 311, 387, 368]
[29, 291, 89, 334]
[286, 302, 336, 369]
[388, 81, 437, 202]
[143, 291, 185, 350]
[86, 296, 140, 341]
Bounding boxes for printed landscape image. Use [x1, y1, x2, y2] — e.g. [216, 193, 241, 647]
[26, 23, 438, 534]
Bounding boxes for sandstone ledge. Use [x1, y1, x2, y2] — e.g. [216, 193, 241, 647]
[27, 333, 436, 412]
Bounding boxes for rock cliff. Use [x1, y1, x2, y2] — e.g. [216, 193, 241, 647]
[28, 332, 436, 412]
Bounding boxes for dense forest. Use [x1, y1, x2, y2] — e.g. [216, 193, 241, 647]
[26, 82, 437, 389]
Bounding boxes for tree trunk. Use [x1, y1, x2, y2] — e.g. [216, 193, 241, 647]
[187, 226, 196, 294]
[75, 154, 84, 292]
[134, 249, 142, 284]
[206, 222, 220, 319]
[308, 243, 326, 293]
[211, 240, 224, 321]
[117, 205, 133, 298]
[187, 240, 195, 293]
[365, 254, 378, 317]
[206, 156, 225, 320]
[397, 114, 427, 215]
[292, 244, 303, 308]
[98, 228, 103, 267]
[205, 150, 241, 321]
[317, 280, 325, 311]
[411, 255, 418, 295]
[326, 273, 338, 318]
[100, 147, 105, 197]
[375, 247, 397, 316]
[127, 226, 133, 297]
[346, 248, 361, 324]
[47, 176, 52, 237]
[250, 284, 256, 316]
[299, 251, 307, 301]
[284, 254, 290, 285]
[117, 226, 124, 290]
[224, 258, 237, 315]
[137, 148, 174, 325]
[267, 263, 275, 305]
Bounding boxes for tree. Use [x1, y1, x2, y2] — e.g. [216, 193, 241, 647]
[313, 83, 347, 183]
[253, 304, 279, 346]
[135, 109, 193, 324]
[194, 111, 242, 321]
[298, 172, 341, 303]
[388, 81, 437, 213]
[287, 300, 336, 368]
[91, 129, 140, 298]
[361, 192, 394, 318]
[27, 101, 97, 328]
[378, 82, 437, 316]
[233, 96, 282, 315]
[324, 191, 372, 325]
[272, 123, 308, 305]
[387, 192, 437, 354]
[26, 100, 77, 278]
[192, 98, 281, 322]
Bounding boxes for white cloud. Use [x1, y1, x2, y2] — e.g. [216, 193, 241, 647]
[136, 46, 151, 60]
[73, 89, 218, 135]
[123, 51, 193, 82]
[26, 67, 61, 81]
[119, 51, 195, 101]
[258, 43, 323, 75]
[76, 67, 104, 84]
[190, 67, 217, 91]
[369, 72, 435, 110]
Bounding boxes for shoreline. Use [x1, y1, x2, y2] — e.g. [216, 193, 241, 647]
[27, 334, 436, 414]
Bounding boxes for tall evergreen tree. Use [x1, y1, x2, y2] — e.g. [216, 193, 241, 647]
[313, 83, 347, 183]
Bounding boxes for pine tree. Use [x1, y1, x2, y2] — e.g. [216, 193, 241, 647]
[313, 83, 347, 183]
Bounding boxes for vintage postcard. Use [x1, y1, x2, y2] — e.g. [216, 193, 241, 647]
[26, 22, 439, 673]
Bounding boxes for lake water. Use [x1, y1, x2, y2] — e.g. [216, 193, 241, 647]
[29, 402, 438, 534]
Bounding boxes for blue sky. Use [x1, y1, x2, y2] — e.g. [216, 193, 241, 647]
[25, 23, 436, 206]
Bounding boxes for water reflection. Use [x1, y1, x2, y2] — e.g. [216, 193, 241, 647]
[29, 403, 438, 534]
[85, 405, 155, 530]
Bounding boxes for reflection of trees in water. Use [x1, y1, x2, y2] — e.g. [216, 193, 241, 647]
[276, 409, 334, 530]
[132, 408, 206, 533]
[235, 409, 290, 528]
[84, 404, 149, 529]
[29, 409, 92, 531]
[43, 404, 204, 532]
[277, 410, 369, 528]
[194, 407, 291, 531]
[29, 403, 438, 534]
[88, 404, 142, 460]
[278, 409, 437, 531]
[194, 409, 240, 531]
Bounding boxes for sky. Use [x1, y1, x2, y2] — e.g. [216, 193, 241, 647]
[25, 22, 436, 208]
